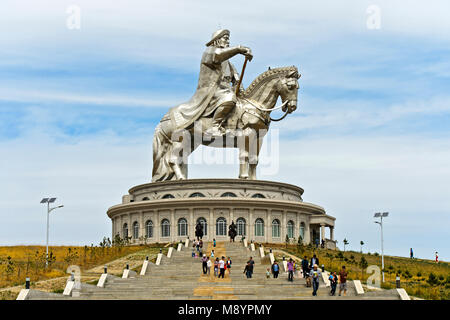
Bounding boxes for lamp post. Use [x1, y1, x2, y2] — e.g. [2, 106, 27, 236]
[40, 198, 64, 268]
[374, 212, 389, 282]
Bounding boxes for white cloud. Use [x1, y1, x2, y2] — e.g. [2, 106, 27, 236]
[0, 88, 183, 108]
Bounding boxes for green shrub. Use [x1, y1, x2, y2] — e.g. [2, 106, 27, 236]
[427, 273, 439, 286]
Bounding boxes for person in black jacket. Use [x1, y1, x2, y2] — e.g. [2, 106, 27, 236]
[310, 254, 319, 269]
[301, 256, 309, 278]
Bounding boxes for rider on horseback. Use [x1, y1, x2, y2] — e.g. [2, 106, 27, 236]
[169, 29, 253, 136]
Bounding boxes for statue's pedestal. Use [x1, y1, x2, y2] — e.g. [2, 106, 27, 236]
[107, 179, 335, 247]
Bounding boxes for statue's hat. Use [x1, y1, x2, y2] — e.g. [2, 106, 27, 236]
[206, 29, 230, 47]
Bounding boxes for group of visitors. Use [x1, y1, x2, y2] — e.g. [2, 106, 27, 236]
[195, 241, 354, 298]
[191, 239, 203, 257]
[201, 254, 232, 278]
[300, 254, 320, 278]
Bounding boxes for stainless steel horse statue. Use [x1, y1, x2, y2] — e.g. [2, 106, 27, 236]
[152, 66, 300, 181]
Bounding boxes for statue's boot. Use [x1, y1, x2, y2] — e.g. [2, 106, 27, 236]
[205, 102, 234, 136]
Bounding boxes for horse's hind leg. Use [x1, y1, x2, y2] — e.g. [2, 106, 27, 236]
[169, 139, 190, 180]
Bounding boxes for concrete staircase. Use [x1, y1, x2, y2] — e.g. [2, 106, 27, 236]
[26, 241, 401, 300]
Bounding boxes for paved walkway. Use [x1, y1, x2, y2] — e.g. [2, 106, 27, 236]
[22, 241, 402, 300]
[193, 242, 236, 300]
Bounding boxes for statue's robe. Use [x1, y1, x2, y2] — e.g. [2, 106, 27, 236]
[168, 46, 238, 131]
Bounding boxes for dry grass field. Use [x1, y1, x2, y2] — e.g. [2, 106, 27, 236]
[0, 242, 167, 290]
[269, 243, 449, 300]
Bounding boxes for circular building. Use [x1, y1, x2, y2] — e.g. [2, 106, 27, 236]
[107, 179, 336, 249]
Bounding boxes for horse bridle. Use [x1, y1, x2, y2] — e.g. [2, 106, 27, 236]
[242, 98, 290, 122]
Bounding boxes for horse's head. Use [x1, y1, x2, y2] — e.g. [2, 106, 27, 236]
[277, 67, 300, 113]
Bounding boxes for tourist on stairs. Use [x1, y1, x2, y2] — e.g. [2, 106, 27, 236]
[271, 261, 279, 278]
[218, 256, 226, 278]
[310, 264, 321, 296]
[201, 254, 208, 274]
[226, 257, 232, 274]
[287, 258, 294, 282]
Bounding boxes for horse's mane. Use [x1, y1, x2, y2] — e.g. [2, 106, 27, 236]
[242, 66, 298, 97]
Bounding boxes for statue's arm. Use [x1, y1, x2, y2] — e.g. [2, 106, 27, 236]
[212, 46, 249, 64]
[230, 63, 240, 85]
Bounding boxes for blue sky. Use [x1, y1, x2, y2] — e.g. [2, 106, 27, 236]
[0, 0, 449, 261]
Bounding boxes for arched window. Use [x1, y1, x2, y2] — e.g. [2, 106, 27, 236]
[196, 217, 207, 235]
[161, 219, 170, 237]
[236, 218, 246, 236]
[132, 221, 139, 239]
[216, 217, 227, 236]
[255, 218, 264, 237]
[145, 220, 153, 238]
[287, 220, 294, 239]
[251, 193, 265, 198]
[122, 223, 128, 239]
[299, 222, 305, 241]
[162, 194, 175, 199]
[189, 192, 205, 198]
[178, 218, 188, 236]
[272, 219, 281, 238]
[142, 197, 150, 201]
[221, 192, 237, 197]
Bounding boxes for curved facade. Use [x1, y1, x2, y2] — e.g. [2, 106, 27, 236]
[107, 179, 336, 248]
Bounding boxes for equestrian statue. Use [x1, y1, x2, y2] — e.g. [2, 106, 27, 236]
[152, 29, 300, 181]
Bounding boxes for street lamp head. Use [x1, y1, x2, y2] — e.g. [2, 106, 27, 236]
[57, 205, 64, 208]
[382, 212, 389, 217]
[374, 212, 381, 218]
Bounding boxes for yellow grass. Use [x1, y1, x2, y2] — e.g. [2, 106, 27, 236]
[0, 244, 164, 289]
[267, 243, 449, 300]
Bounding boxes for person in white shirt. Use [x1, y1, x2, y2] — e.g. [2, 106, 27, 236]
[218, 256, 226, 278]
[206, 257, 212, 275]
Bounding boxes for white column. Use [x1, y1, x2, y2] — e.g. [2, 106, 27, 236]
[249, 209, 254, 241]
[126, 215, 131, 239]
[282, 210, 287, 241]
[140, 211, 144, 242]
[189, 208, 194, 239]
[209, 209, 214, 241]
[229, 207, 234, 225]
[171, 210, 175, 242]
[321, 224, 325, 241]
[305, 220, 311, 244]
[120, 215, 123, 238]
[156, 211, 160, 242]
[330, 226, 334, 241]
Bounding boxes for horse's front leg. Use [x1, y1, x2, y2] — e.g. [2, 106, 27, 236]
[246, 128, 263, 180]
[238, 146, 249, 179]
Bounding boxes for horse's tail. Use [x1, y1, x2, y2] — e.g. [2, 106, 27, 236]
[151, 123, 175, 182]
